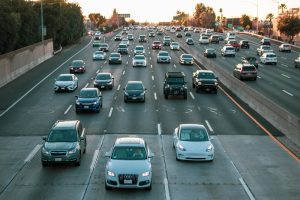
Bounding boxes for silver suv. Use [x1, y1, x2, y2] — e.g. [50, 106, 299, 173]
[41, 120, 86, 166]
[105, 137, 154, 190]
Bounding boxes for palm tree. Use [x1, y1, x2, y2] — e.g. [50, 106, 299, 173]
[266, 13, 274, 37]
[219, 8, 223, 26]
[278, 3, 287, 14]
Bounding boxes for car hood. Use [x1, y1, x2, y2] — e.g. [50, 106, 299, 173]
[182, 58, 193, 61]
[78, 97, 99, 103]
[107, 159, 151, 174]
[55, 81, 74, 86]
[178, 141, 212, 152]
[125, 90, 144, 95]
[198, 78, 216, 83]
[44, 142, 76, 150]
[95, 79, 111, 83]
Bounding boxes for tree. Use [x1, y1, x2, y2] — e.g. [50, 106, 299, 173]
[240, 14, 252, 29]
[174, 11, 189, 25]
[266, 13, 274, 37]
[88, 13, 106, 29]
[127, 19, 136, 25]
[278, 3, 287, 14]
[277, 15, 300, 42]
[193, 3, 216, 28]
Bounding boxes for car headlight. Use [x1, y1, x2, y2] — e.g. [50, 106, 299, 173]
[214, 81, 218, 86]
[177, 144, 186, 151]
[93, 101, 99, 105]
[68, 148, 77, 154]
[42, 147, 50, 155]
[140, 91, 145, 96]
[197, 81, 202, 85]
[206, 144, 213, 152]
[107, 171, 115, 177]
[124, 92, 129, 96]
[142, 171, 150, 177]
[76, 100, 80, 105]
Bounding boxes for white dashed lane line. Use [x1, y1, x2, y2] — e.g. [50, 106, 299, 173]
[117, 84, 120, 91]
[24, 144, 42, 163]
[154, 92, 157, 100]
[84, 83, 89, 88]
[64, 105, 72, 115]
[151, 64, 153, 68]
[123, 71, 125, 75]
[257, 76, 262, 79]
[282, 90, 294, 97]
[152, 76, 154, 81]
[96, 70, 99, 73]
[205, 120, 214, 132]
[189, 92, 195, 100]
[157, 123, 162, 135]
[281, 63, 289, 68]
[108, 107, 113, 118]
[281, 74, 291, 79]
[173, 64, 176, 68]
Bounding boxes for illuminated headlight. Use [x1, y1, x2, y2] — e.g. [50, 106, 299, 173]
[42, 147, 50, 155]
[108, 81, 112, 84]
[140, 91, 145, 96]
[68, 148, 77, 154]
[93, 101, 99, 105]
[214, 81, 218, 86]
[142, 171, 150, 177]
[177, 144, 186, 151]
[206, 144, 213, 152]
[70, 67, 74, 70]
[107, 171, 115, 177]
[76, 100, 80, 105]
[197, 81, 202, 85]
[165, 84, 170, 88]
[124, 92, 129, 96]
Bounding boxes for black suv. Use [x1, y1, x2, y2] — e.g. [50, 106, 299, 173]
[163, 72, 187, 99]
[192, 70, 218, 93]
[240, 40, 250, 49]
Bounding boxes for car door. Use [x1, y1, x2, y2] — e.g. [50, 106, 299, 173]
[77, 122, 85, 155]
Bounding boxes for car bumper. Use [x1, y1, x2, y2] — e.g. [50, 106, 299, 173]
[76, 103, 101, 111]
[176, 151, 214, 161]
[180, 60, 193, 65]
[109, 60, 122, 64]
[196, 84, 218, 91]
[70, 69, 85, 73]
[41, 153, 79, 163]
[54, 85, 75, 92]
[94, 83, 113, 89]
[158, 59, 170, 63]
[105, 175, 151, 189]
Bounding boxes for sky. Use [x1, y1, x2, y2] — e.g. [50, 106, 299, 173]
[69, 0, 300, 23]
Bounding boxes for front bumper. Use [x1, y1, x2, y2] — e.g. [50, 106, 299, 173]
[176, 150, 214, 161]
[75, 102, 101, 111]
[41, 152, 79, 163]
[54, 85, 76, 92]
[109, 60, 122, 64]
[106, 174, 151, 189]
[70, 68, 85, 73]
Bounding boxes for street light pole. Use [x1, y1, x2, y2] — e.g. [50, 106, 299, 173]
[40, 0, 44, 42]
[256, 0, 259, 33]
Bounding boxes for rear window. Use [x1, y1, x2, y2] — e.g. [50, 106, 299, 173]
[182, 54, 192, 58]
[119, 44, 127, 48]
[267, 54, 276, 58]
[136, 47, 144, 50]
[153, 41, 161, 44]
[242, 66, 256, 71]
[159, 52, 169, 56]
[226, 47, 234, 51]
[79, 90, 98, 98]
[198, 72, 215, 79]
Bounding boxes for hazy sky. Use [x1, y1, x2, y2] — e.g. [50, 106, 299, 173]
[69, 0, 299, 22]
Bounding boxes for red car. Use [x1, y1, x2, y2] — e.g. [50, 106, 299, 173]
[69, 60, 86, 73]
[226, 40, 240, 51]
[152, 41, 162, 49]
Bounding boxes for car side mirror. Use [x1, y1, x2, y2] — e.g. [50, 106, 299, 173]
[42, 136, 47, 141]
[75, 95, 78, 99]
[105, 152, 111, 158]
[80, 136, 85, 140]
[112, 77, 114, 79]
[148, 152, 155, 158]
[210, 136, 214, 140]
[215, 77, 219, 80]
[144, 88, 147, 91]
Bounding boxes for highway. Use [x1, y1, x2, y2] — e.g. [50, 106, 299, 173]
[0, 28, 299, 200]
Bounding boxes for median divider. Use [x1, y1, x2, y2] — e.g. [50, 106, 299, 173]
[168, 32, 300, 146]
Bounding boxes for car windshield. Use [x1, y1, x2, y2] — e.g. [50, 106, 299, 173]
[267, 54, 276, 58]
[167, 77, 184, 84]
[57, 75, 72, 81]
[201, 36, 208, 39]
[262, 46, 271, 50]
[207, 49, 215, 53]
[119, 44, 127, 48]
[111, 54, 120, 58]
[153, 41, 161, 44]
[136, 47, 144, 50]
[140, 36, 145, 38]
[95, 51, 103, 55]
[182, 55, 192, 58]
[159, 52, 169, 56]
[242, 41, 249, 44]
[172, 43, 178, 45]
[242, 66, 256, 71]
[47, 129, 77, 142]
[111, 146, 147, 160]
[226, 47, 234, 51]
[126, 83, 144, 90]
[79, 90, 98, 98]
[96, 74, 111, 80]
[135, 56, 145, 60]
[100, 44, 108, 47]
[179, 128, 209, 141]
[198, 72, 215, 79]
[246, 57, 256, 62]
[72, 61, 83, 67]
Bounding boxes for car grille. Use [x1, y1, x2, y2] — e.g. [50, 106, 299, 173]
[118, 174, 138, 185]
[51, 151, 67, 156]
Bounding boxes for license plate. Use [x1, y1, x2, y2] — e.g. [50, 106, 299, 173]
[55, 158, 62, 162]
[124, 179, 132, 184]
[132, 97, 137, 100]
[61, 88, 65, 90]
[101, 86, 105, 88]
[84, 106, 89, 109]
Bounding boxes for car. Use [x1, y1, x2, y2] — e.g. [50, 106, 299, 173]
[133, 55, 147, 67]
[121, 38, 130, 46]
[218, 35, 224, 41]
[138, 35, 147, 42]
[93, 51, 106, 60]
[224, 36, 235, 43]
[199, 35, 209, 44]
[233, 63, 257, 81]
[41, 120, 86, 166]
[185, 32, 192, 37]
[123, 81, 146, 102]
[183, 27, 189, 32]
[122, 29, 128, 35]
[242, 56, 258, 68]
[109, 53, 122, 64]
[75, 88, 102, 113]
[93, 72, 114, 89]
[186, 38, 194, 45]
[157, 51, 171, 63]
[114, 35, 122, 41]
[221, 46, 235, 57]
[295, 55, 300, 68]
[176, 33, 183, 38]
[99, 43, 109, 52]
[148, 32, 155, 37]
[260, 52, 277, 65]
[240, 40, 250, 49]
[104, 137, 154, 190]
[54, 74, 78, 92]
[163, 72, 187, 99]
[170, 42, 180, 50]
[192, 70, 218, 93]
[257, 45, 273, 56]
[179, 54, 194, 65]
[209, 35, 219, 43]
[226, 40, 240, 51]
[92, 41, 101, 47]
[194, 28, 200, 33]
[69, 60, 86, 73]
[94, 31, 101, 40]
[173, 124, 214, 161]
[163, 37, 171, 46]
[157, 30, 163, 35]
[204, 48, 216, 58]
[134, 45, 145, 55]
[279, 43, 292, 52]
[127, 34, 134, 40]
[152, 41, 162, 49]
[261, 37, 271, 45]
[117, 43, 129, 54]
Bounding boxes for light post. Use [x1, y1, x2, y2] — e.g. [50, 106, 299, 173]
[40, 0, 44, 42]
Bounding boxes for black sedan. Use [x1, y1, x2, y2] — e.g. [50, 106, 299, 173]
[242, 56, 259, 68]
[93, 73, 114, 89]
[69, 60, 86, 73]
[204, 48, 216, 58]
[124, 81, 146, 102]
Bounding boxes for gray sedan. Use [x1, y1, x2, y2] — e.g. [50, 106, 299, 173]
[133, 55, 147, 67]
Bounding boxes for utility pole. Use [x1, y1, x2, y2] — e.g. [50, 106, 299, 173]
[40, 0, 44, 42]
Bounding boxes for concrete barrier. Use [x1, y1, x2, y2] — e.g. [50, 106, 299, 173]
[168, 32, 300, 146]
[0, 39, 53, 88]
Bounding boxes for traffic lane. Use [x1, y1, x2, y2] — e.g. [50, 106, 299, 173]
[218, 135, 300, 200]
[0, 135, 103, 200]
[85, 134, 165, 200]
[162, 135, 249, 200]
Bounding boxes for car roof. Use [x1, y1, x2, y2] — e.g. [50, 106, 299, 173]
[97, 72, 111, 76]
[115, 137, 145, 147]
[53, 120, 78, 130]
[196, 70, 214, 74]
[80, 87, 98, 92]
[127, 81, 143, 84]
[179, 124, 206, 130]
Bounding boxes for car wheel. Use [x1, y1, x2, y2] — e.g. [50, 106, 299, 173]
[76, 110, 79, 114]
[184, 94, 187, 99]
[192, 82, 195, 88]
[42, 161, 48, 167]
[145, 184, 152, 191]
[105, 183, 112, 190]
[75, 154, 81, 166]
[164, 94, 168, 99]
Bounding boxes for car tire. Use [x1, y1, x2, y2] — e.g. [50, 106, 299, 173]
[42, 161, 48, 167]
[192, 82, 195, 88]
[184, 94, 187, 99]
[145, 184, 152, 191]
[105, 183, 112, 190]
[176, 154, 180, 161]
[164, 94, 168, 99]
[75, 154, 81, 166]
[76, 110, 79, 114]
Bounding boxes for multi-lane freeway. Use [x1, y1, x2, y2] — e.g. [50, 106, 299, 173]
[0, 28, 299, 200]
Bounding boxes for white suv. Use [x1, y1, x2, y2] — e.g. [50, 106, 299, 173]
[260, 52, 277, 65]
[221, 46, 236, 57]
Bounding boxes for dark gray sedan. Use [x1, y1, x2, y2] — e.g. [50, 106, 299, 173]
[124, 81, 146, 102]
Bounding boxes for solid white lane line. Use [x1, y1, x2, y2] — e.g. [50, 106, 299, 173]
[281, 63, 289, 68]
[84, 83, 89, 88]
[126, 61, 129, 65]
[117, 84, 121, 91]
[150, 57, 152, 60]
[164, 178, 171, 200]
[96, 70, 99, 73]
[104, 61, 107, 64]
[108, 107, 113, 118]
[64, 105, 72, 115]
[154, 92, 157, 100]
[24, 144, 42, 163]
[173, 64, 176, 68]
[90, 150, 99, 172]
[257, 76, 262, 79]
[157, 123, 162, 135]
[205, 120, 214, 132]
[189, 92, 195, 100]
[281, 74, 291, 79]
[239, 178, 256, 200]
[152, 76, 154, 81]
[0, 38, 93, 118]
[282, 90, 294, 96]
